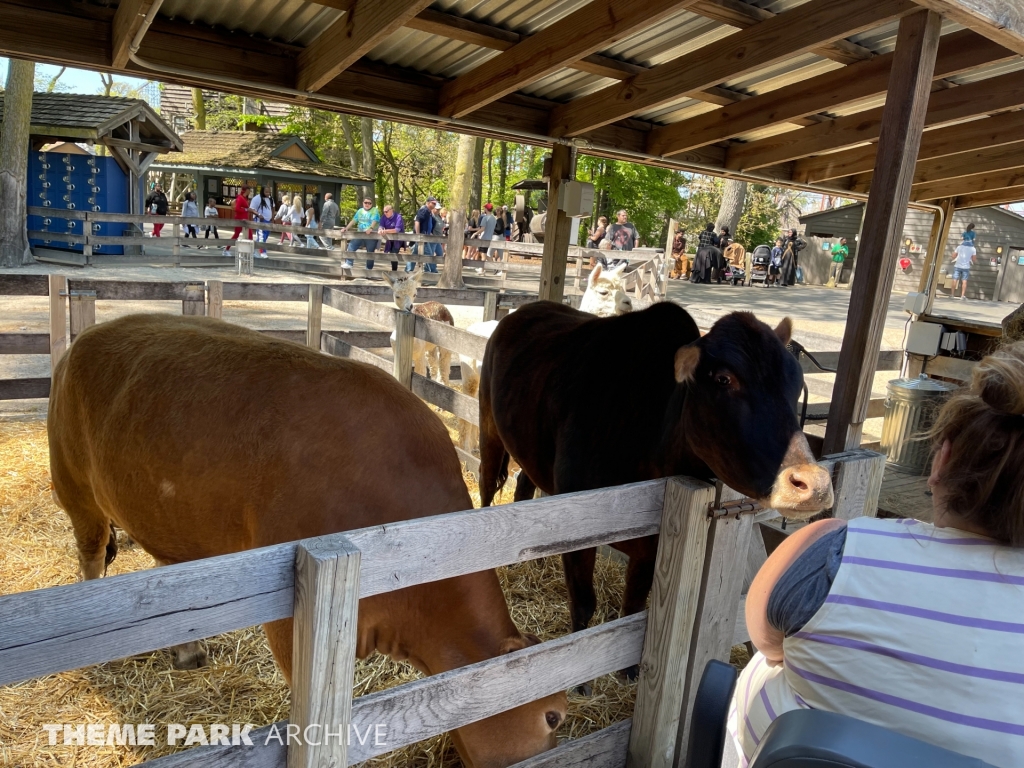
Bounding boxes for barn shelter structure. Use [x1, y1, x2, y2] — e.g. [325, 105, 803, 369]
[799, 202, 1024, 301]
[147, 130, 373, 213]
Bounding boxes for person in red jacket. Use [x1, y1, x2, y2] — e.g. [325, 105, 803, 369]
[230, 185, 251, 242]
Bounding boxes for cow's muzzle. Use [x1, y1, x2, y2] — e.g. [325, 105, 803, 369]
[766, 432, 834, 518]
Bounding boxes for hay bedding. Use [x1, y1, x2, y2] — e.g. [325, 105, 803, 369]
[0, 416, 637, 767]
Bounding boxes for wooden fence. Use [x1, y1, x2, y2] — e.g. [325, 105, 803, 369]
[0, 442, 884, 768]
[0, 272, 889, 765]
[26, 208, 667, 295]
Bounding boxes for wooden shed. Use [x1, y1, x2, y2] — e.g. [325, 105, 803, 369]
[146, 130, 371, 211]
[800, 202, 1024, 301]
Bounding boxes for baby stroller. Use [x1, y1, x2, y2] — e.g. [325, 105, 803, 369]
[749, 244, 771, 286]
[720, 263, 745, 286]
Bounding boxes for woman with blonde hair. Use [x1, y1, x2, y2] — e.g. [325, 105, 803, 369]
[731, 343, 1024, 767]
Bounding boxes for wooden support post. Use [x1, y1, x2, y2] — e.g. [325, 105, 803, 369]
[68, 290, 96, 342]
[538, 143, 575, 303]
[307, 284, 324, 350]
[924, 198, 956, 314]
[393, 310, 415, 389]
[661, 219, 677, 295]
[573, 248, 585, 293]
[182, 282, 205, 316]
[674, 507, 754, 762]
[48, 275, 68, 371]
[830, 449, 888, 521]
[290, 535, 361, 768]
[628, 477, 715, 768]
[207, 280, 223, 319]
[482, 289, 498, 322]
[823, 10, 942, 454]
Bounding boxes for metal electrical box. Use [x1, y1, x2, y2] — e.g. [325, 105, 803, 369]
[906, 321, 944, 356]
[558, 181, 595, 217]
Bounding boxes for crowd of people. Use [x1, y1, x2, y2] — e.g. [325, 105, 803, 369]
[667, 222, 809, 287]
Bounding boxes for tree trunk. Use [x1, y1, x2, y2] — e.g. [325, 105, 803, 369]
[46, 66, 66, 92]
[192, 88, 206, 130]
[470, 136, 485, 211]
[498, 141, 508, 203]
[340, 115, 360, 175]
[715, 179, 747, 238]
[440, 133, 475, 289]
[100, 72, 114, 97]
[486, 139, 494, 203]
[360, 117, 377, 203]
[0, 58, 35, 268]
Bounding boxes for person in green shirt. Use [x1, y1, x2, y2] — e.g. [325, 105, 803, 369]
[828, 237, 848, 287]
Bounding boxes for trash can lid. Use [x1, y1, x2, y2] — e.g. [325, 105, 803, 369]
[887, 373, 959, 392]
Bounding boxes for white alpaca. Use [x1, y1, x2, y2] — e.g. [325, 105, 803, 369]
[579, 263, 633, 316]
[383, 269, 454, 385]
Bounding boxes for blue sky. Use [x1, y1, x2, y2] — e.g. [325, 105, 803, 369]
[0, 58, 152, 96]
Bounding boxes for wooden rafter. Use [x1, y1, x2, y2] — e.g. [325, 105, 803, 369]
[111, 0, 154, 68]
[955, 184, 1024, 209]
[727, 68, 1024, 170]
[689, 0, 875, 65]
[848, 139, 1024, 192]
[296, 0, 435, 92]
[793, 110, 1024, 183]
[910, 0, 1024, 56]
[548, 0, 917, 138]
[103, 136, 174, 154]
[439, 0, 699, 119]
[913, 166, 1024, 201]
[646, 29, 1009, 157]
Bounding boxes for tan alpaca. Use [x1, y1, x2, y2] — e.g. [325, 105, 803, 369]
[383, 269, 455, 385]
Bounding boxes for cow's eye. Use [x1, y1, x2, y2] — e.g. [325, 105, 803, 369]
[716, 373, 733, 387]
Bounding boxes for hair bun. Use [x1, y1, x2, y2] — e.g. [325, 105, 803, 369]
[973, 343, 1024, 416]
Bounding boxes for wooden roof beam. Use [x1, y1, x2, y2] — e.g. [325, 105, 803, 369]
[296, 0, 435, 92]
[111, 0, 155, 68]
[646, 28, 1009, 157]
[727, 68, 1024, 170]
[439, 0, 699, 119]
[848, 138, 1024, 191]
[954, 184, 1024, 209]
[910, 0, 1024, 56]
[689, 0, 875, 65]
[798, 110, 1024, 183]
[548, 0, 918, 138]
[914, 166, 1024, 201]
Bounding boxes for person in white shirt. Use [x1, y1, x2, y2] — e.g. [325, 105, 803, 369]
[180, 191, 199, 246]
[951, 240, 977, 300]
[202, 198, 220, 247]
[249, 186, 274, 255]
[275, 197, 293, 245]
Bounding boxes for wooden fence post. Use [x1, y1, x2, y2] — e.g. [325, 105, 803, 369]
[828, 449, 887, 521]
[48, 275, 68, 370]
[172, 222, 180, 266]
[207, 280, 223, 320]
[482, 290, 498, 323]
[393, 310, 415, 389]
[290, 535, 361, 768]
[307, 284, 324, 350]
[628, 477, 715, 768]
[182, 282, 205, 316]
[674, 506, 753, 763]
[68, 290, 96, 342]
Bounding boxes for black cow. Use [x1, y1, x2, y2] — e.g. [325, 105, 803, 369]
[478, 301, 832, 666]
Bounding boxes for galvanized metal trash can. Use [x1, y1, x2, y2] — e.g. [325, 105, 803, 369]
[880, 374, 958, 472]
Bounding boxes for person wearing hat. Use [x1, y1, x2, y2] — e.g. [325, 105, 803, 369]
[409, 196, 440, 273]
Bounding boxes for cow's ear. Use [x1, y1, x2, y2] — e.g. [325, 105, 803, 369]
[588, 263, 603, 286]
[774, 317, 793, 346]
[674, 344, 700, 383]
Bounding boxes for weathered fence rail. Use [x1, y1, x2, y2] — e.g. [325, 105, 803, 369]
[0, 451, 884, 767]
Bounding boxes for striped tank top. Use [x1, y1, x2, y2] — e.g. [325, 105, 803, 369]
[730, 516, 1024, 768]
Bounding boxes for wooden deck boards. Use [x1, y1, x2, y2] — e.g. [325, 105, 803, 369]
[877, 464, 933, 522]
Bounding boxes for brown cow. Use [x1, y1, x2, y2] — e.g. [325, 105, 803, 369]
[48, 313, 565, 768]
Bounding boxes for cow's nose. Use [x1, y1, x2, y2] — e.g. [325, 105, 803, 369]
[769, 462, 834, 518]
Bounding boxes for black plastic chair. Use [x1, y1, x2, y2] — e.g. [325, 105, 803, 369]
[683, 660, 996, 768]
[749, 710, 996, 768]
